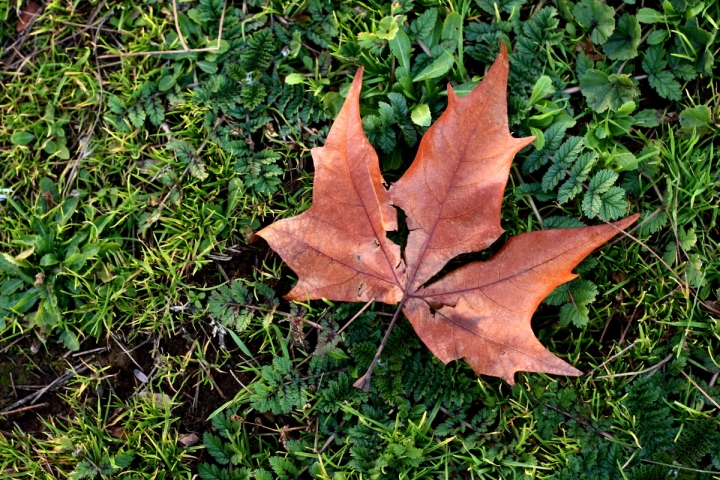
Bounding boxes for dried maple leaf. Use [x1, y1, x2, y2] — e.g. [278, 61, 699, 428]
[256, 44, 638, 387]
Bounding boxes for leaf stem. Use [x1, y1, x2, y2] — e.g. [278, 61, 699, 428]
[352, 297, 407, 392]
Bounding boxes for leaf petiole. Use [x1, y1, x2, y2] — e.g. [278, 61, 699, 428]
[352, 296, 407, 392]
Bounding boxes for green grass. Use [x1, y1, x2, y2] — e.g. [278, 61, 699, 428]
[1, 0, 719, 478]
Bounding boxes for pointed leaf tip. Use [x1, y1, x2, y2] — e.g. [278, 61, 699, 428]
[613, 212, 641, 231]
[497, 40, 509, 62]
[447, 83, 458, 107]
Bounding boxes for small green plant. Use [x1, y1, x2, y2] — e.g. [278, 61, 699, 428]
[197, 406, 273, 479]
[208, 278, 277, 335]
[1, 0, 720, 478]
[0, 179, 121, 348]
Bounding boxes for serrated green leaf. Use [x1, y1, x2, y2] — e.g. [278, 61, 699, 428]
[636, 209, 666, 236]
[560, 152, 596, 199]
[544, 284, 569, 306]
[107, 95, 126, 114]
[378, 102, 395, 125]
[671, 62, 697, 81]
[559, 302, 590, 327]
[575, 52, 594, 79]
[603, 14, 641, 60]
[573, 0, 615, 45]
[197, 463, 223, 480]
[554, 137, 584, 165]
[642, 45, 667, 74]
[127, 104, 146, 128]
[584, 186, 627, 220]
[588, 169, 619, 194]
[255, 469, 273, 480]
[679, 227, 697, 251]
[269, 456, 299, 476]
[648, 71, 681, 101]
[685, 253, 705, 289]
[663, 242, 677, 266]
[410, 8, 437, 41]
[144, 97, 165, 126]
[70, 460, 97, 479]
[541, 163, 567, 192]
[203, 432, 230, 465]
[570, 279, 598, 305]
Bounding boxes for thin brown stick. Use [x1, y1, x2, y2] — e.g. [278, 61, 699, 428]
[353, 299, 406, 392]
[595, 353, 673, 379]
[585, 340, 639, 375]
[619, 295, 644, 346]
[338, 299, 374, 335]
[0, 337, 22, 354]
[676, 367, 720, 410]
[709, 371, 719, 388]
[0, 403, 49, 416]
[416, 39, 432, 57]
[228, 368, 253, 394]
[198, 358, 226, 400]
[544, 403, 616, 441]
[171, 0, 189, 51]
[9, 373, 17, 398]
[1, 365, 88, 412]
[110, 333, 144, 371]
[98, 1, 227, 59]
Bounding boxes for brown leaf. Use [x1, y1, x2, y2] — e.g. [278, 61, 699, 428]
[406, 218, 637, 384]
[16, 1, 41, 32]
[391, 43, 533, 290]
[256, 44, 638, 385]
[256, 68, 405, 304]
